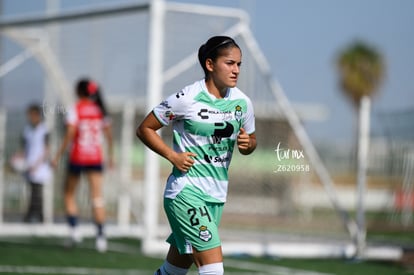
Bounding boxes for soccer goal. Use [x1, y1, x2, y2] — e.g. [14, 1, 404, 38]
[0, 0, 401, 260]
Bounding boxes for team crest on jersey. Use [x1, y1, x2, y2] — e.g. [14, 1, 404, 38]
[234, 105, 243, 121]
[199, 225, 212, 242]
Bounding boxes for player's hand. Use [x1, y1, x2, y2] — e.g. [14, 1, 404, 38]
[170, 152, 197, 173]
[237, 127, 250, 151]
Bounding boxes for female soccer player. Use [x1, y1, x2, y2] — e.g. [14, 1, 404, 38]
[137, 36, 256, 275]
[53, 78, 113, 252]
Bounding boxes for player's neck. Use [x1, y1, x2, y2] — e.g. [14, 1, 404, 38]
[30, 121, 41, 128]
[79, 97, 92, 102]
[205, 79, 227, 99]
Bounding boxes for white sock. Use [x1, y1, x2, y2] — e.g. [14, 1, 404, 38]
[198, 262, 224, 275]
[155, 261, 189, 275]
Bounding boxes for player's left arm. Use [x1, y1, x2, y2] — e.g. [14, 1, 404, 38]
[103, 121, 114, 168]
[237, 128, 256, 155]
[237, 98, 257, 155]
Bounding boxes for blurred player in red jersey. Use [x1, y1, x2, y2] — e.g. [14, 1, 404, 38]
[53, 78, 113, 252]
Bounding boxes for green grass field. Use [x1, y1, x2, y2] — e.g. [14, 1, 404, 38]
[0, 237, 411, 275]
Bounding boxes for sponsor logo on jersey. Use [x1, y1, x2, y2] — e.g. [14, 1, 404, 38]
[208, 145, 229, 152]
[160, 100, 171, 109]
[203, 154, 230, 164]
[197, 108, 209, 119]
[212, 122, 234, 144]
[176, 91, 185, 98]
[199, 225, 212, 242]
[222, 112, 233, 121]
[197, 109, 232, 120]
[164, 110, 175, 120]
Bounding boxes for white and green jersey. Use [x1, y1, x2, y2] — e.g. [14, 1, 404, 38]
[153, 80, 255, 203]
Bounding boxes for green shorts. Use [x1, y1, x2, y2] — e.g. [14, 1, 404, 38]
[164, 185, 224, 255]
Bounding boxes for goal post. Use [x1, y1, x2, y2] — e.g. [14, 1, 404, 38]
[0, 107, 6, 224]
[142, 0, 164, 255]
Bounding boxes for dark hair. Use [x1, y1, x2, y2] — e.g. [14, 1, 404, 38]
[27, 103, 42, 115]
[76, 78, 108, 116]
[198, 36, 241, 78]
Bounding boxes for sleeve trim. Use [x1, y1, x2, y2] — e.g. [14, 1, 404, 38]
[152, 110, 168, 126]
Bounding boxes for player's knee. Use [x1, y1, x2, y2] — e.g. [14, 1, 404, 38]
[92, 197, 105, 208]
[198, 262, 224, 275]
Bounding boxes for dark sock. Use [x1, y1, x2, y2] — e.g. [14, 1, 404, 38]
[96, 223, 104, 237]
[67, 215, 78, 227]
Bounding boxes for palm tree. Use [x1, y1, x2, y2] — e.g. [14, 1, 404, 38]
[338, 42, 384, 106]
[336, 41, 385, 256]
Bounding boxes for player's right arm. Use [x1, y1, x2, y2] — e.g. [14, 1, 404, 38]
[136, 112, 195, 173]
[103, 119, 114, 169]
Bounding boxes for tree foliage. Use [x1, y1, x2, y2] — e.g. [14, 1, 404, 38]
[337, 41, 384, 106]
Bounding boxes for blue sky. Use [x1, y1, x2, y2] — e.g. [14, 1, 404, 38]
[1, 0, 413, 143]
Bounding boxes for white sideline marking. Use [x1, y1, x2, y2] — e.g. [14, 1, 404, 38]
[225, 260, 334, 275]
[0, 266, 150, 275]
[0, 263, 333, 275]
[0, 265, 262, 275]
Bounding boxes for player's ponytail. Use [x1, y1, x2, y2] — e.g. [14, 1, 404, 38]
[90, 85, 108, 117]
[198, 36, 241, 79]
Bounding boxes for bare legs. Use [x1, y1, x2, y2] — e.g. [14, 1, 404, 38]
[86, 171, 105, 224]
[159, 245, 223, 273]
[64, 171, 105, 223]
[64, 173, 80, 218]
[64, 171, 106, 251]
